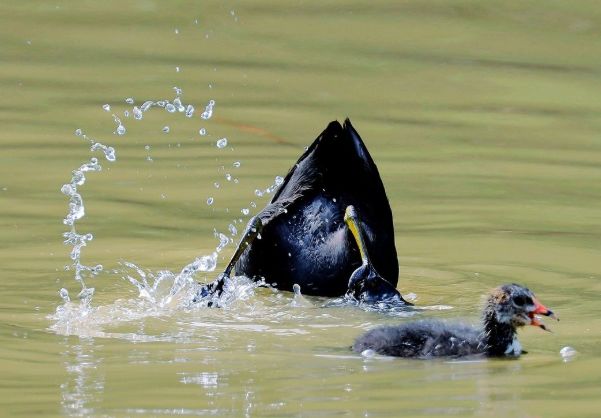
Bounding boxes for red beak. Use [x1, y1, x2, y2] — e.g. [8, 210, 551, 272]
[529, 297, 558, 331]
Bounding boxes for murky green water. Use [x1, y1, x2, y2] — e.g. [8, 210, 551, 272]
[2, 1, 601, 417]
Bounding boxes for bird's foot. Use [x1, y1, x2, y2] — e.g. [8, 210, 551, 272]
[193, 273, 228, 307]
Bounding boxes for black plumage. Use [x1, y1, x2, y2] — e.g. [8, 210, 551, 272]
[198, 119, 408, 305]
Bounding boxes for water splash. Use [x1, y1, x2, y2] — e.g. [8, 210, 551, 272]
[53, 88, 363, 343]
[215, 232, 231, 252]
[54, 87, 222, 336]
[132, 106, 142, 120]
[253, 175, 284, 198]
[75, 129, 117, 162]
[123, 252, 218, 307]
[112, 114, 126, 136]
[60, 137, 110, 310]
[200, 99, 215, 120]
[291, 284, 313, 308]
[124, 87, 205, 123]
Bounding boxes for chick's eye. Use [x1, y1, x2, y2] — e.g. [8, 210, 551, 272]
[514, 295, 527, 306]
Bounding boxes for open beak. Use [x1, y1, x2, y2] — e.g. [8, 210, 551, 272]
[529, 297, 558, 331]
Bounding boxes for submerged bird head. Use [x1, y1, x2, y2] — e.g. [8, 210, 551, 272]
[346, 263, 410, 305]
[485, 283, 557, 331]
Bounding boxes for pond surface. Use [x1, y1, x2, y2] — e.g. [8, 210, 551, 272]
[2, 1, 601, 417]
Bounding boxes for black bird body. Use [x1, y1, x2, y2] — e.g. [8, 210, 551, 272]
[235, 120, 398, 297]
[199, 119, 406, 305]
[353, 284, 557, 358]
[353, 320, 483, 358]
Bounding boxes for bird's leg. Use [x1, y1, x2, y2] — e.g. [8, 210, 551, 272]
[223, 215, 264, 278]
[195, 216, 264, 304]
[343, 206, 408, 305]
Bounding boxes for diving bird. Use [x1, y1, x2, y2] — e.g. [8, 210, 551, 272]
[353, 283, 558, 358]
[197, 119, 408, 305]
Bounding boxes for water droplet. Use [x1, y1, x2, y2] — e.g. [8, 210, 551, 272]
[233, 161, 241, 168]
[255, 189, 264, 197]
[75, 129, 82, 136]
[216, 138, 228, 148]
[78, 287, 95, 300]
[214, 182, 220, 188]
[144, 145, 150, 151]
[61, 184, 74, 196]
[116, 124, 126, 136]
[228, 224, 238, 236]
[233, 178, 239, 184]
[102, 104, 111, 112]
[200, 100, 215, 120]
[185, 105, 194, 118]
[175, 28, 180, 34]
[560, 346, 577, 362]
[215, 232, 230, 252]
[225, 173, 232, 181]
[175, 66, 181, 73]
[361, 349, 376, 358]
[141, 101, 153, 112]
[275, 176, 284, 186]
[123, 110, 130, 118]
[174, 98, 185, 112]
[125, 97, 134, 104]
[241, 208, 250, 215]
[162, 126, 170, 133]
[91, 143, 116, 162]
[165, 103, 176, 113]
[250, 201, 256, 208]
[156, 100, 166, 107]
[198, 128, 207, 136]
[133, 106, 143, 120]
[207, 197, 214, 205]
[59, 288, 70, 302]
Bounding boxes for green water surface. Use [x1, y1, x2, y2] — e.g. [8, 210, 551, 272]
[1, 1, 601, 417]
